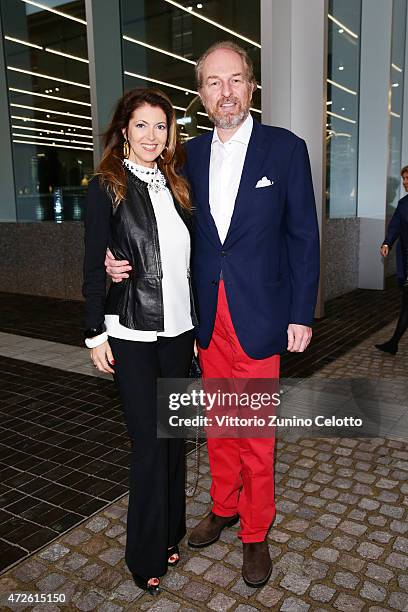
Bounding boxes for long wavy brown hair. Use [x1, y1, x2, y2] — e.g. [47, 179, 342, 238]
[97, 88, 191, 211]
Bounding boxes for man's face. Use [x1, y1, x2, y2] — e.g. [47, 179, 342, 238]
[199, 48, 255, 130]
[402, 172, 408, 192]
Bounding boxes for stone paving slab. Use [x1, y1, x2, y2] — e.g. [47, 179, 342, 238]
[0, 325, 407, 611]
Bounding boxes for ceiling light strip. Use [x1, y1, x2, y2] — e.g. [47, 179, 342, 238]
[328, 131, 352, 138]
[10, 102, 91, 120]
[21, 0, 87, 25]
[13, 139, 93, 151]
[392, 63, 403, 73]
[12, 124, 70, 136]
[12, 132, 72, 142]
[123, 35, 196, 65]
[11, 115, 92, 130]
[8, 65, 90, 88]
[328, 14, 358, 39]
[163, 0, 261, 48]
[10, 87, 91, 107]
[12, 124, 93, 138]
[4, 37, 89, 63]
[390, 111, 401, 118]
[327, 110, 356, 124]
[327, 78, 357, 96]
[4, 35, 43, 49]
[197, 125, 212, 131]
[125, 72, 261, 113]
[124, 70, 198, 94]
[123, 35, 263, 88]
[45, 48, 89, 63]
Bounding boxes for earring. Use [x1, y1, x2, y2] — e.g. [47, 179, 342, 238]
[123, 139, 130, 159]
[159, 146, 168, 160]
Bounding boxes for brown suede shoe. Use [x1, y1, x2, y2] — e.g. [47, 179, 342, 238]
[242, 541, 272, 587]
[188, 512, 239, 548]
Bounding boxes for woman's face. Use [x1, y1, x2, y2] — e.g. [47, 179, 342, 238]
[402, 172, 408, 192]
[123, 103, 168, 168]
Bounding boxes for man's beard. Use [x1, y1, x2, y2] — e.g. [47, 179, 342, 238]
[204, 96, 251, 129]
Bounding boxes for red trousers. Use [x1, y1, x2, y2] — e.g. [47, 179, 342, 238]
[199, 281, 280, 543]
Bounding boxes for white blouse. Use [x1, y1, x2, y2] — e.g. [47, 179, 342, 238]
[89, 160, 193, 347]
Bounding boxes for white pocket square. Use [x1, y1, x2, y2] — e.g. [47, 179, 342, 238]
[255, 176, 274, 188]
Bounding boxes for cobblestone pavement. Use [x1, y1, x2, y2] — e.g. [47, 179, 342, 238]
[315, 320, 408, 379]
[0, 324, 407, 611]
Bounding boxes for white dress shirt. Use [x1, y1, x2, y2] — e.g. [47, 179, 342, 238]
[209, 114, 253, 244]
[90, 160, 193, 347]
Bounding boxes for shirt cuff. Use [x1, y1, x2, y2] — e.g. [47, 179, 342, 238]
[85, 332, 108, 348]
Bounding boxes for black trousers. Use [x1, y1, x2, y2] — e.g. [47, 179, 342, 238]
[109, 330, 194, 577]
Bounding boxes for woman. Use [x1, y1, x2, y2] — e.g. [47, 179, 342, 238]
[375, 165, 408, 355]
[83, 88, 196, 594]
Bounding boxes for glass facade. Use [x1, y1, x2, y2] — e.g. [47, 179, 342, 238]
[387, 0, 407, 216]
[120, 0, 261, 143]
[1, 0, 92, 222]
[0, 0, 261, 222]
[326, 0, 361, 219]
[0, 0, 407, 236]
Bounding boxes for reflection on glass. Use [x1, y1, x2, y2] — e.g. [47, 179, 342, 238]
[387, 0, 407, 218]
[1, 0, 93, 221]
[327, 0, 361, 218]
[120, 0, 261, 143]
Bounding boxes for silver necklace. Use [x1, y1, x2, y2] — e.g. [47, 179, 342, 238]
[124, 160, 167, 194]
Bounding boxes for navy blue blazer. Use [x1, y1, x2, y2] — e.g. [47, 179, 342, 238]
[384, 193, 408, 284]
[185, 120, 320, 359]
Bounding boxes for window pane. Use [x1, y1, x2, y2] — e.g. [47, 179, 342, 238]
[388, 0, 406, 214]
[327, 0, 361, 218]
[1, 0, 92, 221]
[120, 0, 261, 142]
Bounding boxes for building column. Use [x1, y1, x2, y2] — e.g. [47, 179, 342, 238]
[0, 7, 16, 221]
[85, 0, 123, 169]
[357, 0, 393, 290]
[260, 0, 328, 317]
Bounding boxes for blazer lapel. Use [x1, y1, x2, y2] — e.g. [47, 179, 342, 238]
[224, 120, 267, 245]
[193, 133, 222, 247]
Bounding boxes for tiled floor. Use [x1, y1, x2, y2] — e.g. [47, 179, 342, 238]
[0, 332, 111, 379]
[0, 282, 407, 610]
[282, 278, 402, 377]
[0, 293, 84, 347]
[0, 342, 201, 575]
[0, 276, 402, 377]
[0, 356, 129, 573]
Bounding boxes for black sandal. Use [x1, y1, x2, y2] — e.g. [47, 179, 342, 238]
[168, 545, 180, 566]
[131, 573, 161, 595]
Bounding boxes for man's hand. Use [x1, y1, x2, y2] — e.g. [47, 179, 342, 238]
[380, 244, 389, 258]
[105, 247, 132, 283]
[287, 324, 312, 352]
[90, 341, 115, 374]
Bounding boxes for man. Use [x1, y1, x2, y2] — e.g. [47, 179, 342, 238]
[375, 164, 408, 355]
[106, 41, 320, 587]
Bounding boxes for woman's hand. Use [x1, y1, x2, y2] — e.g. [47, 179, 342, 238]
[90, 341, 115, 374]
[380, 245, 389, 257]
[105, 247, 132, 283]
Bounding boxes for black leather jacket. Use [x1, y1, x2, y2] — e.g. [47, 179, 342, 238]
[83, 168, 197, 332]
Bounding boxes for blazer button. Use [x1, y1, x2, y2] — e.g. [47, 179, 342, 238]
[221, 250, 227, 257]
